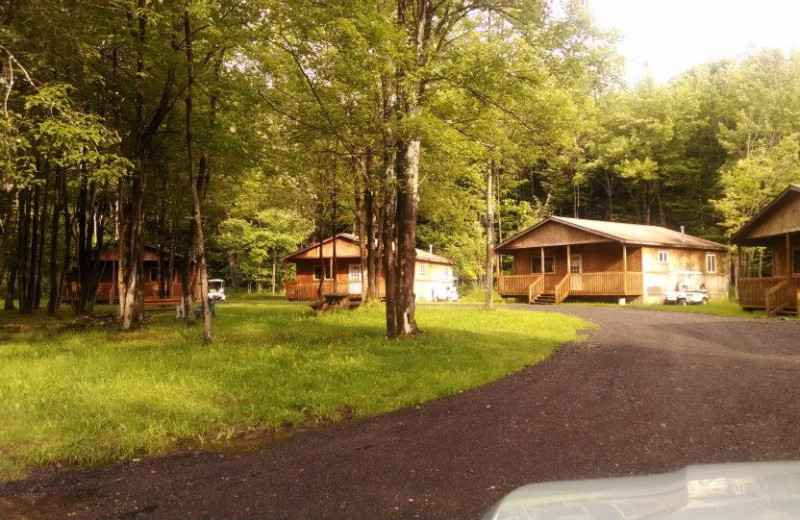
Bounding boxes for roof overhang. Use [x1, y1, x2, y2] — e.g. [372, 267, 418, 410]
[729, 184, 800, 245]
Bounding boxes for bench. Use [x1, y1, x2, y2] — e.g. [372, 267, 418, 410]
[310, 293, 353, 312]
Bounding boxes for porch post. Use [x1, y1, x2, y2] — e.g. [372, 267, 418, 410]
[329, 256, 334, 293]
[540, 247, 545, 275]
[786, 233, 791, 277]
[622, 245, 628, 294]
[566, 245, 571, 274]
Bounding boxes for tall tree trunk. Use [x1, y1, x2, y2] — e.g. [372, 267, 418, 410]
[185, 5, 211, 344]
[118, 1, 174, 331]
[485, 161, 494, 309]
[47, 168, 63, 315]
[364, 149, 378, 301]
[34, 173, 50, 310]
[379, 71, 398, 335]
[17, 188, 31, 313]
[394, 138, 421, 336]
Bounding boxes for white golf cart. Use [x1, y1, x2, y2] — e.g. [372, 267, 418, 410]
[432, 278, 459, 302]
[663, 271, 708, 306]
[208, 278, 227, 302]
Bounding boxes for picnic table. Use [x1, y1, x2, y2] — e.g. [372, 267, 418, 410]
[310, 293, 353, 312]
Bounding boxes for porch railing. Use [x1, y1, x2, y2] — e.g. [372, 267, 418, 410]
[554, 274, 570, 303]
[568, 272, 642, 296]
[499, 274, 540, 295]
[499, 271, 644, 299]
[528, 276, 544, 303]
[738, 277, 785, 308]
[285, 280, 334, 300]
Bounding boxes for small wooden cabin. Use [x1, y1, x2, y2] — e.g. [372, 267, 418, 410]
[283, 233, 456, 301]
[730, 184, 800, 316]
[495, 216, 729, 304]
[61, 245, 199, 305]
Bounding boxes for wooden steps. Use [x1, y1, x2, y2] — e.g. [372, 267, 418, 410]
[771, 306, 798, 317]
[530, 292, 556, 305]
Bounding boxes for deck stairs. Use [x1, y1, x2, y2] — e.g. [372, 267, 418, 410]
[770, 305, 798, 317]
[530, 292, 556, 305]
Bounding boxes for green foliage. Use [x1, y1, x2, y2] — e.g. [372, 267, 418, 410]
[0, 302, 588, 479]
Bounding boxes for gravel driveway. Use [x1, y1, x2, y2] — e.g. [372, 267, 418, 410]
[2, 306, 799, 520]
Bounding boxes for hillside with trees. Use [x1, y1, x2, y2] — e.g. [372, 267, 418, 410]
[2, 0, 800, 339]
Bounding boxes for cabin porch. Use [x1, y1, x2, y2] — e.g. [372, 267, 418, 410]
[497, 242, 643, 304]
[735, 231, 800, 316]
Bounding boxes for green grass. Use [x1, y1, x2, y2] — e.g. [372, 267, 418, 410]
[633, 299, 767, 318]
[0, 302, 588, 480]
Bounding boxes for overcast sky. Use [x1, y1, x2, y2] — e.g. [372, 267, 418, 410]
[587, 0, 800, 85]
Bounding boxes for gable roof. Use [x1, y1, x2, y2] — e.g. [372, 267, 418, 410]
[283, 233, 454, 264]
[282, 233, 361, 261]
[496, 216, 727, 252]
[729, 184, 800, 244]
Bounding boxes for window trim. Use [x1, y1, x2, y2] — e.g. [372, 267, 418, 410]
[531, 256, 555, 274]
[313, 264, 333, 281]
[793, 248, 800, 275]
[657, 250, 669, 264]
[418, 262, 428, 275]
[706, 253, 717, 274]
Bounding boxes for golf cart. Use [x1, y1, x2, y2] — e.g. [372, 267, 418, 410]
[208, 278, 227, 302]
[663, 271, 708, 306]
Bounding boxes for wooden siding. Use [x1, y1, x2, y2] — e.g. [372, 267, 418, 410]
[500, 220, 609, 250]
[287, 257, 451, 301]
[769, 235, 800, 277]
[641, 247, 729, 275]
[735, 192, 800, 242]
[508, 243, 642, 275]
[290, 238, 361, 260]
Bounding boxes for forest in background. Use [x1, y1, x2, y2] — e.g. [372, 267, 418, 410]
[2, 0, 800, 339]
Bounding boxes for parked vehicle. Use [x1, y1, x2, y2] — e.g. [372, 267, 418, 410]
[483, 461, 800, 520]
[433, 284, 459, 302]
[208, 278, 226, 302]
[663, 272, 708, 305]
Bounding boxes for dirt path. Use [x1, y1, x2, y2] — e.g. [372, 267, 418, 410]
[2, 306, 800, 520]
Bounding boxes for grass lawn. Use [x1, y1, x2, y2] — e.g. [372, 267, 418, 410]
[633, 300, 767, 318]
[0, 302, 588, 481]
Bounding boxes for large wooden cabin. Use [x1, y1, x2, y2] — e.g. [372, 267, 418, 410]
[495, 217, 729, 304]
[730, 184, 800, 316]
[283, 233, 456, 301]
[61, 245, 200, 306]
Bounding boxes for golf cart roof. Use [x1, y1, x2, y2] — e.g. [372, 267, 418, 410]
[209, 278, 225, 283]
[673, 271, 703, 276]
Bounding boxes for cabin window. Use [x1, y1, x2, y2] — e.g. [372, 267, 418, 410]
[149, 268, 159, 282]
[444, 267, 452, 279]
[313, 265, 332, 280]
[531, 256, 555, 274]
[657, 251, 669, 264]
[418, 263, 428, 275]
[794, 249, 800, 274]
[706, 254, 717, 273]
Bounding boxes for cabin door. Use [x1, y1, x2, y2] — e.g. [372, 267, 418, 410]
[348, 264, 362, 295]
[570, 253, 583, 290]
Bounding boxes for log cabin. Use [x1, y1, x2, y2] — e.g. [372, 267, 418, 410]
[60, 245, 200, 307]
[495, 216, 729, 304]
[283, 233, 456, 301]
[730, 184, 800, 316]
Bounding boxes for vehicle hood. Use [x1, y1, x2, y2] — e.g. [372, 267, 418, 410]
[483, 461, 800, 520]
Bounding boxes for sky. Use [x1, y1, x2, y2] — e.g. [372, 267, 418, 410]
[587, 0, 800, 85]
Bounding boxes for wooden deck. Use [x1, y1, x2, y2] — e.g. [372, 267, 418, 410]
[498, 272, 643, 302]
[285, 280, 386, 301]
[61, 281, 195, 307]
[739, 277, 800, 316]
